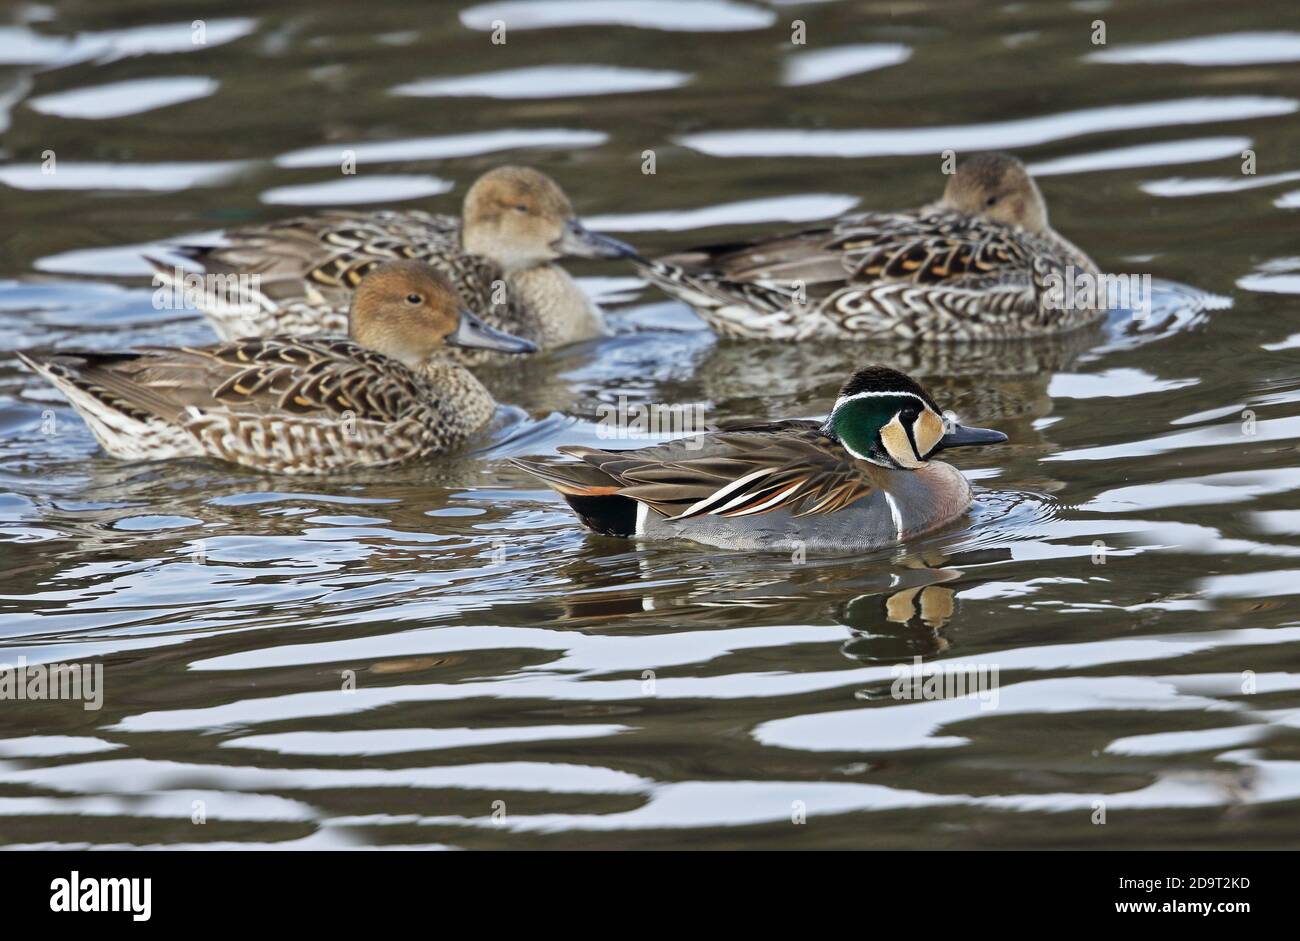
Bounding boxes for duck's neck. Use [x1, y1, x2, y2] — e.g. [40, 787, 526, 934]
[507, 264, 607, 348]
[874, 461, 973, 540]
[415, 357, 497, 441]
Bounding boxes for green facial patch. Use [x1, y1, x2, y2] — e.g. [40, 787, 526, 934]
[829, 394, 918, 464]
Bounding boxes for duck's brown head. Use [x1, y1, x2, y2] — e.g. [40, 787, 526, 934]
[940, 152, 1048, 234]
[349, 260, 536, 366]
[460, 166, 633, 272]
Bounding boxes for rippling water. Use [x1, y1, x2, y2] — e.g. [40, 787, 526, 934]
[2, 0, 1299, 849]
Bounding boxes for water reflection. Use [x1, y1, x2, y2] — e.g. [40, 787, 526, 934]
[678, 97, 1298, 158]
[1, 0, 1299, 849]
[26, 76, 218, 119]
[393, 64, 691, 99]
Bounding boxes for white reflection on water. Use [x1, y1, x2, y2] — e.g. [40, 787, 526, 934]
[1262, 333, 1300, 351]
[26, 76, 218, 119]
[0, 792, 318, 824]
[1044, 415, 1300, 463]
[1143, 168, 1300, 197]
[368, 750, 1300, 832]
[1027, 136, 1250, 176]
[0, 19, 255, 67]
[1107, 725, 1272, 756]
[260, 174, 453, 206]
[1081, 468, 1300, 513]
[34, 237, 221, 277]
[222, 725, 631, 756]
[275, 129, 607, 168]
[0, 160, 247, 191]
[393, 65, 689, 99]
[758, 676, 1239, 753]
[782, 43, 911, 87]
[2, 758, 653, 796]
[1241, 257, 1300, 297]
[678, 96, 1297, 157]
[0, 736, 122, 758]
[1081, 473, 1300, 517]
[0, 72, 32, 133]
[585, 193, 859, 232]
[106, 627, 1300, 733]
[1252, 510, 1300, 535]
[189, 623, 850, 673]
[1087, 31, 1300, 66]
[459, 0, 774, 32]
[1200, 570, 1300, 598]
[1047, 368, 1197, 400]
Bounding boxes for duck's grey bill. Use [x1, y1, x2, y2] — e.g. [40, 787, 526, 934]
[938, 424, 1008, 450]
[552, 219, 635, 259]
[450, 309, 537, 354]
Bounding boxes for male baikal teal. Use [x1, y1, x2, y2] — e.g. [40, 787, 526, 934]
[512, 365, 1006, 553]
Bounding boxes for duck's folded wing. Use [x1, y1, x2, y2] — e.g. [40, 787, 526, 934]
[834, 211, 1040, 288]
[32, 338, 426, 427]
[557, 422, 874, 520]
[658, 227, 849, 298]
[176, 210, 462, 299]
[190, 337, 431, 423]
[652, 210, 1050, 308]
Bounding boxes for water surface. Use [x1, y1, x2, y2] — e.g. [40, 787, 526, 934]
[1, 0, 1299, 849]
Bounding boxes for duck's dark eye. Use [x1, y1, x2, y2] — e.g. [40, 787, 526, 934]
[405, 293, 423, 305]
[514, 203, 529, 213]
[984, 195, 999, 207]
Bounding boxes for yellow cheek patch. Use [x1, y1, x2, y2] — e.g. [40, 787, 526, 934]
[914, 409, 945, 458]
[880, 416, 924, 468]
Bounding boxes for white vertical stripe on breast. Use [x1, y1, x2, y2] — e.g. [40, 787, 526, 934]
[882, 490, 903, 540]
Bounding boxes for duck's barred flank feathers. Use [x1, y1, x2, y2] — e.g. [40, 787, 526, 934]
[16, 335, 496, 475]
[638, 188, 1101, 341]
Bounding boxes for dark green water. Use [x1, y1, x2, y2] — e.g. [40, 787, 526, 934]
[1, 0, 1299, 848]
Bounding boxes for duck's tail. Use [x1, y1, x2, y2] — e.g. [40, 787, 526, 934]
[14, 350, 200, 460]
[509, 457, 638, 537]
[143, 253, 284, 341]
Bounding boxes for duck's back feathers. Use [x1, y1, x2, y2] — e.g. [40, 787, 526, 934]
[642, 208, 1099, 340]
[512, 421, 875, 529]
[190, 210, 461, 286]
[164, 211, 524, 353]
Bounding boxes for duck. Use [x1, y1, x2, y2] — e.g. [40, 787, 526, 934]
[148, 165, 635, 359]
[634, 152, 1101, 341]
[510, 365, 1007, 553]
[18, 260, 536, 474]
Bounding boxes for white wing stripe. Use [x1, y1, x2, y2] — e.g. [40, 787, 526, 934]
[671, 467, 775, 519]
